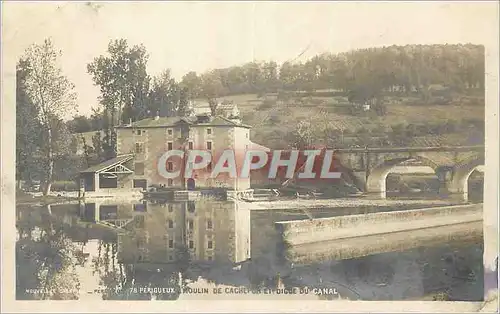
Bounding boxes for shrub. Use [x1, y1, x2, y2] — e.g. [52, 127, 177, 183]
[268, 114, 281, 125]
[257, 99, 276, 110]
[309, 98, 326, 105]
[432, 292, 450, 301]
[51, 180, 79, 192]
[310, 90, 348, 97]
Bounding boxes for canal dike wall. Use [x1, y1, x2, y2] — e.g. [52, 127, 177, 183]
[275, 204, 483, 262]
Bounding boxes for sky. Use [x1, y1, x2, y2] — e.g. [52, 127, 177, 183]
[2, 1, 498, 118]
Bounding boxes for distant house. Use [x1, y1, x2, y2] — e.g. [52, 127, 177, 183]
[190, 100, 211, 116]
[191, 100, 240, 119]
[216, 102, 240, 118]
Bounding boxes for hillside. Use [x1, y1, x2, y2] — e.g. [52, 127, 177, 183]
[68, 43, 485, 151]
[194, 92, 484, 149]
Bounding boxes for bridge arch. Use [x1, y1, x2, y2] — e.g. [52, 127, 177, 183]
[447, 156, 484, 202]
[366, 155, 439, 199]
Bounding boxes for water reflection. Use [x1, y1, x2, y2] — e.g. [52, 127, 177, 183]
[16, 199, 483, 301]
[16, 208, 81, 300]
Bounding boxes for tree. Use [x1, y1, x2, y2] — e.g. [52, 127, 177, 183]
[174, 86, 193, 117]
[148, 70, 193, 117]
[182, 44, 484, 97]
[21, 38, 77, 195]
[262, 61, 279, 93]
[87, 39, 151, 159]
[16, 211, 80, 300]
[348, 86, 379, 105]
[200, 70, 227, 114]
[16, 59, 43, 187]
[148, 70, 179, 117]
[66, 115, 93, 133]
[180, 71, 202, 99]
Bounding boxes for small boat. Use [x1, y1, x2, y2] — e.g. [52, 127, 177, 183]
[239, 196, 280, 202]
[295, 191, 324, 199]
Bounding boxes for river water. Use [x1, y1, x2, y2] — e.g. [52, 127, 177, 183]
[15, 199, 483, 301]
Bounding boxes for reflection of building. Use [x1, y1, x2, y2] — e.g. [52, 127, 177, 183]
[78, 199, 145, 227]
[107, 200, 251, 265]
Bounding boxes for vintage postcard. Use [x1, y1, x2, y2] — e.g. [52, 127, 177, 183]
[1, 1, 499, 312]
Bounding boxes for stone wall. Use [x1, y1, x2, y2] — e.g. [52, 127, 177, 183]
[283, 221, 482, 263]
[275, 204, 483, 246]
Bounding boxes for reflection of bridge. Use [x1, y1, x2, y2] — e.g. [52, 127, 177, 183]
[333, 145, 484, 201]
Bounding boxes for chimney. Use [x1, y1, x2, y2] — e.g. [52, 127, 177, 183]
[128, 118, 132, 126]
[154, 111, 160, 120]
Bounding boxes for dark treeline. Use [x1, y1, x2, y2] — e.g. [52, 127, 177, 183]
[66, 41, 484, 164]
[69, 42, 485, 134]
[184, 43, 484, 97]
[17, 39, 485, 191]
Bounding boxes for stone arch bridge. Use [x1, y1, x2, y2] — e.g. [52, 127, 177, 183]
[333, 145, 484, 201]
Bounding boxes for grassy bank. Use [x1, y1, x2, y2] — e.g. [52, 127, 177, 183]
[16, 190, 81, 205]
[204, 93, 484, 148]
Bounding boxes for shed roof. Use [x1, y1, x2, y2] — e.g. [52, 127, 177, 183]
[80, 154, 134, 174]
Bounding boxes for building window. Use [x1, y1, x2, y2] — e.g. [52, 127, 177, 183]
[136, 130, 142, 136]
[167, 142, 173, 150]
[188, 220, 194, 230]
[167, 219, 174, 229]
[168, 179, 173, 186]
[167, 129, 173, 136]
[207, 241, 213, 249]
[207, 219, 213, 229]
[206, 141, 212, 150]
[133, 179, 147, 189]
[168, 204, 173, 212]
[246, 132, 248, 138]
[189, 240, 194, 249]
[168, 255, 173, 261]
[134, 162, 145, 175]
[167, 162, 173, 171]
[207, 256, 213, 261]
[135, 142, 144, 154]
[168, 239, 174, 248]
[188, 142, 193, 150]
[207, 128, 212, 135]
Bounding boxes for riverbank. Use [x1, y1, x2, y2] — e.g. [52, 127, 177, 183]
[16, 190, 81, 206]
[16, 189, 466, 210]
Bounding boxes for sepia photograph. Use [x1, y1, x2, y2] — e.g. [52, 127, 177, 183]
[1, 1, 498, 312]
